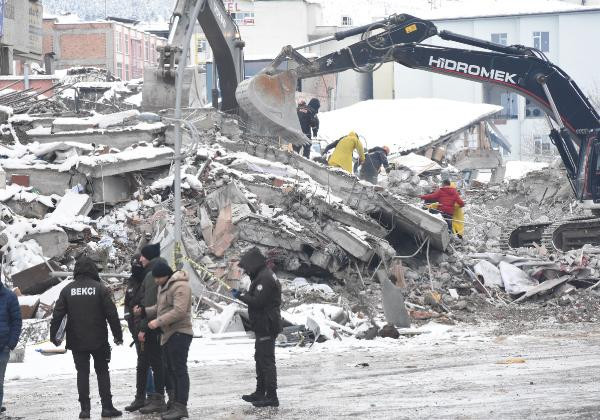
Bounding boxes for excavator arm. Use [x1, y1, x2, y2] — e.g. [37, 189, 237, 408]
[143, 0, 245, 112]
[237, 13, 600, 199]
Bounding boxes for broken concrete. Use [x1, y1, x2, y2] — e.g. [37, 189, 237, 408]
[218, 139, 449, 250]
[11, 262, 62, 296]
[323, 223, 374, 262]
[24, 229, 69, 259]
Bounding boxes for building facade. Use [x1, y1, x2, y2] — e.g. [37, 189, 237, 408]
[0, 0, 44, 75]
[43, 18, 166, 80]
[381, 7, 600, 161]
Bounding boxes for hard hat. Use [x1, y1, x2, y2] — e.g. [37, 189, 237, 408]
[383, 145, 390, 155]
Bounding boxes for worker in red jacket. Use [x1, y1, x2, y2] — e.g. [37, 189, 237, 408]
[420, 179, 464, 232]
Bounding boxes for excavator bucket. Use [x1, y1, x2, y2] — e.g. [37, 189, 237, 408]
[236, 70, 308, 145]
[141, 66, 195, 113]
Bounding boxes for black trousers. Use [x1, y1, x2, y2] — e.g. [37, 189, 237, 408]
[255, 336, 277, 396]
[72, 344, 112, 404]
[292, 144, 311, 158]
[359, 171, 378, 185]
[135, 330, 167, 397]
[163, 333, 192, 405]
[442, 212, 453, 232]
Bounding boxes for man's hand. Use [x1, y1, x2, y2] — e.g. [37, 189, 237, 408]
[138, 331, 146, 343]
[114, 339, 123, 346]
[133, 305, 143, 316]
[51, 339, 60, 347]
[231, 288, 241, 299]
[148, 320, 159, 330]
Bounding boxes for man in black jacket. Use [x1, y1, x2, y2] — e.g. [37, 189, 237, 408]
[123, 254, 154, 412]
[133, 243, 171, 414]
[359, 145, 390, 185]
[50, 256, 123, 419]
[232, 247, 282, 408]
[293, 98, 320, 158]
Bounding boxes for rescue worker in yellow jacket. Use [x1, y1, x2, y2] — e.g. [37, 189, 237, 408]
[322, 131, 365, 173]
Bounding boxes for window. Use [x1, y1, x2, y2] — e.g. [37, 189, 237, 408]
[116, 62, 123, 79]
[125, 35, 129, 55]
[534, 135, 555, 156]
[491, 33, 507, 46]
[196, 38, 207, 53]
[342, 16, 353, 26]
[116, 33, 122, 53]
[484, 85, 518, 119]
[230, 12, 255, 25]
[533, 31, 549, 52]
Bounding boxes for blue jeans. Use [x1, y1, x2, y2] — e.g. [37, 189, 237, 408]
[0, 347, 11, 408]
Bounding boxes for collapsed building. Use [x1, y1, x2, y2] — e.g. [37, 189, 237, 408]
[1, 68, 599, 361]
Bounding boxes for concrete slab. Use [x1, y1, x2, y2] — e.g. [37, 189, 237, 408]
[221, 139, 449, 250]
[323, 223, 374, 262]
[24, 229, 69, 259]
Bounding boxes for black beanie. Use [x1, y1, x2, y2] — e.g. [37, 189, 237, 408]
[141, 243, 161, 261]
[152, 261, 174, 278]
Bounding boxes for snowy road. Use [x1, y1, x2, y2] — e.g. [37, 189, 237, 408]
[5, 323, 600, 419]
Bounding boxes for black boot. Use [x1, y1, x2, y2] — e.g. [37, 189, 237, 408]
[101, 403, 123, 418]
[161, 402, 188, 420]
[79, 399, 91, 419]
[139, 393, 167, 414]
[252, 392, 279, 408]
[124, 395, 146, 412]
[242, 390, 265, 403]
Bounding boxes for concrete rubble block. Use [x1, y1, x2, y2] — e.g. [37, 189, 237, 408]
[231, 203, 252, 224]
[3, 167, 87, 197]
[499, 261, 539, 295]
[11, 261, 62, 296]
[323, 223, 374, 262]
[4, 199, 53, 219]
[207, 305, 248, 334]
[30, 125, 165, 149]
[474, 260, 503, 288]
[205, 182, 250, 212]
[237, 214, 319, 252]
[47, 191, 92, 223]
[378, 270, 411, 328]
[91, 175, 133, 205]
[210, 204, 236, 257]
[23, 229, 69, 259]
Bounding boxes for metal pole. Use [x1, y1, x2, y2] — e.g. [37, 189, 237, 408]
[174, 0, 205, 250]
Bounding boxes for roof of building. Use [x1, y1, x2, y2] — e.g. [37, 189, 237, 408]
[318, 98, 502, 154]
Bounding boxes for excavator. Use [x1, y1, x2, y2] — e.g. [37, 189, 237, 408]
[235, 13, 600, 252]
[142, 0, 245, 113]
[143, 4, 600, 251]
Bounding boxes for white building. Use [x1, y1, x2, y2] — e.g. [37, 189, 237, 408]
[365, 0, 600, 161]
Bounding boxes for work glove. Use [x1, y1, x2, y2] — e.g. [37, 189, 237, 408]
[231, 288, 241, 299]
[114, 339, 123, 346]
[51, 339, 60, 347]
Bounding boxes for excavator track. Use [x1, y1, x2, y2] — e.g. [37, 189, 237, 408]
[500, 222, 551, 251]
[540, 216, 600, 251]
[502, 216, 600, 252]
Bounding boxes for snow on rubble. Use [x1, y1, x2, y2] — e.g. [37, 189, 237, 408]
[318, 99, 502, 153]
[1, 94, 599, 383]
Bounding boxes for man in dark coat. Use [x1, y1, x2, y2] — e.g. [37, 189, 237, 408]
[124, 254, 154, 412]
[0, 280, 22, 416]
[232, 247, 282, 408]
[132, 243, 171, 414]
[293, 98, 320, 158]
[359, 145, 390, 184]
[50, 256, 123, 419]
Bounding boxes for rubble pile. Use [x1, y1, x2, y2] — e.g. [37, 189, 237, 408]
[1, 89, 598, 354]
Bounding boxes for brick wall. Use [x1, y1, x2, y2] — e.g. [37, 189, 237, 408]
[60, 33, 107, 60]
[42, 20, 55, 55]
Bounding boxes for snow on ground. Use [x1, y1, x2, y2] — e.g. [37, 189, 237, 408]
[5, 320, 482, 382]
[318, 99, 502, 153]
[504, 160, 550, 180]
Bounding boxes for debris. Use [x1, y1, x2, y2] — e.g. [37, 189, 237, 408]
[378, 270, 410, 328]
[499, 262, 539, 295]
